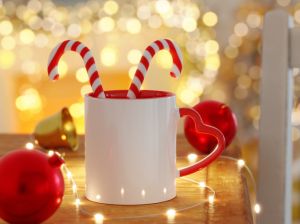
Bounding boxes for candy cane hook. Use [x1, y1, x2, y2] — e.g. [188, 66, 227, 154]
[48, 40, 105, 98]
[127, 39, 183, 99]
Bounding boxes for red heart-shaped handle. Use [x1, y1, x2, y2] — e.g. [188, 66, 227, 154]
[178, 108, 226, 176]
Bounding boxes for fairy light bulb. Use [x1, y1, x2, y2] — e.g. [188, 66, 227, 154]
[75, 198, 81, 207]
[48, 150, 54, 157]
[94, 213, 104, 223]
[72, 184, 77, 193]
[166, 209, 176, 219]
[199, 181, 206, 188]
[66, 171, 73, 180]
[237, 159, 245, 168]
[25, 142, 34, 150]
[254, 203, 261, 214]
[208, 194, 215, 203]
[187, 153, 198, 163]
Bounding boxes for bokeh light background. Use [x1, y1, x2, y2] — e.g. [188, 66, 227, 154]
[0, 0, 223, 134]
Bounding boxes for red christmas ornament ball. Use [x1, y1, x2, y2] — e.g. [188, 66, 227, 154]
[184, 100, 238, 154]
[0, 149, 65, 224]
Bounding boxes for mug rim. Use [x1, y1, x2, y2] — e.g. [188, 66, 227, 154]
[86, 90, 175, 101]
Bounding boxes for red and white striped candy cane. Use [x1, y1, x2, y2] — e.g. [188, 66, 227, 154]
[127, 39, 183, 99]
[48, 40, 105, 98]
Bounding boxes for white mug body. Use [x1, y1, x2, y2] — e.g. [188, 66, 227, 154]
[84, 90, 179, 205]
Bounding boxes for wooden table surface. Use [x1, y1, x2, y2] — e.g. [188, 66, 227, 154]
[0, 134, 253, 224]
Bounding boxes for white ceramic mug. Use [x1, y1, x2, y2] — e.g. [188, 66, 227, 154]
[84, 90, 225, 205]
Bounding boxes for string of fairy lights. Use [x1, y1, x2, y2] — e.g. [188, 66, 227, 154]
[24, 141, 261, 223]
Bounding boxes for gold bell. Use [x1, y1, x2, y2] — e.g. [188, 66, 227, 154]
[33, 107, 78, 151]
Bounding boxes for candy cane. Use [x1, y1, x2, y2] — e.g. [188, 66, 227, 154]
[127, 39, 183, 99]
[48, 40, 105, 98]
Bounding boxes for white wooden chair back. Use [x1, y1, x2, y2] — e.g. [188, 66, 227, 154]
[258, 9, 298, 224]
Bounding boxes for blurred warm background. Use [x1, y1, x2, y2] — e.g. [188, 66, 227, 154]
[0, 0, 258, 135]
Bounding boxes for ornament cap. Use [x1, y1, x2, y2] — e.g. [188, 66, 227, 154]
[48, 153, 65, 168]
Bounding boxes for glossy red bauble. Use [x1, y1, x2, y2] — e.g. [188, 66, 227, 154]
[0, 149, 64, 224]
[184, 101, 238, 154]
